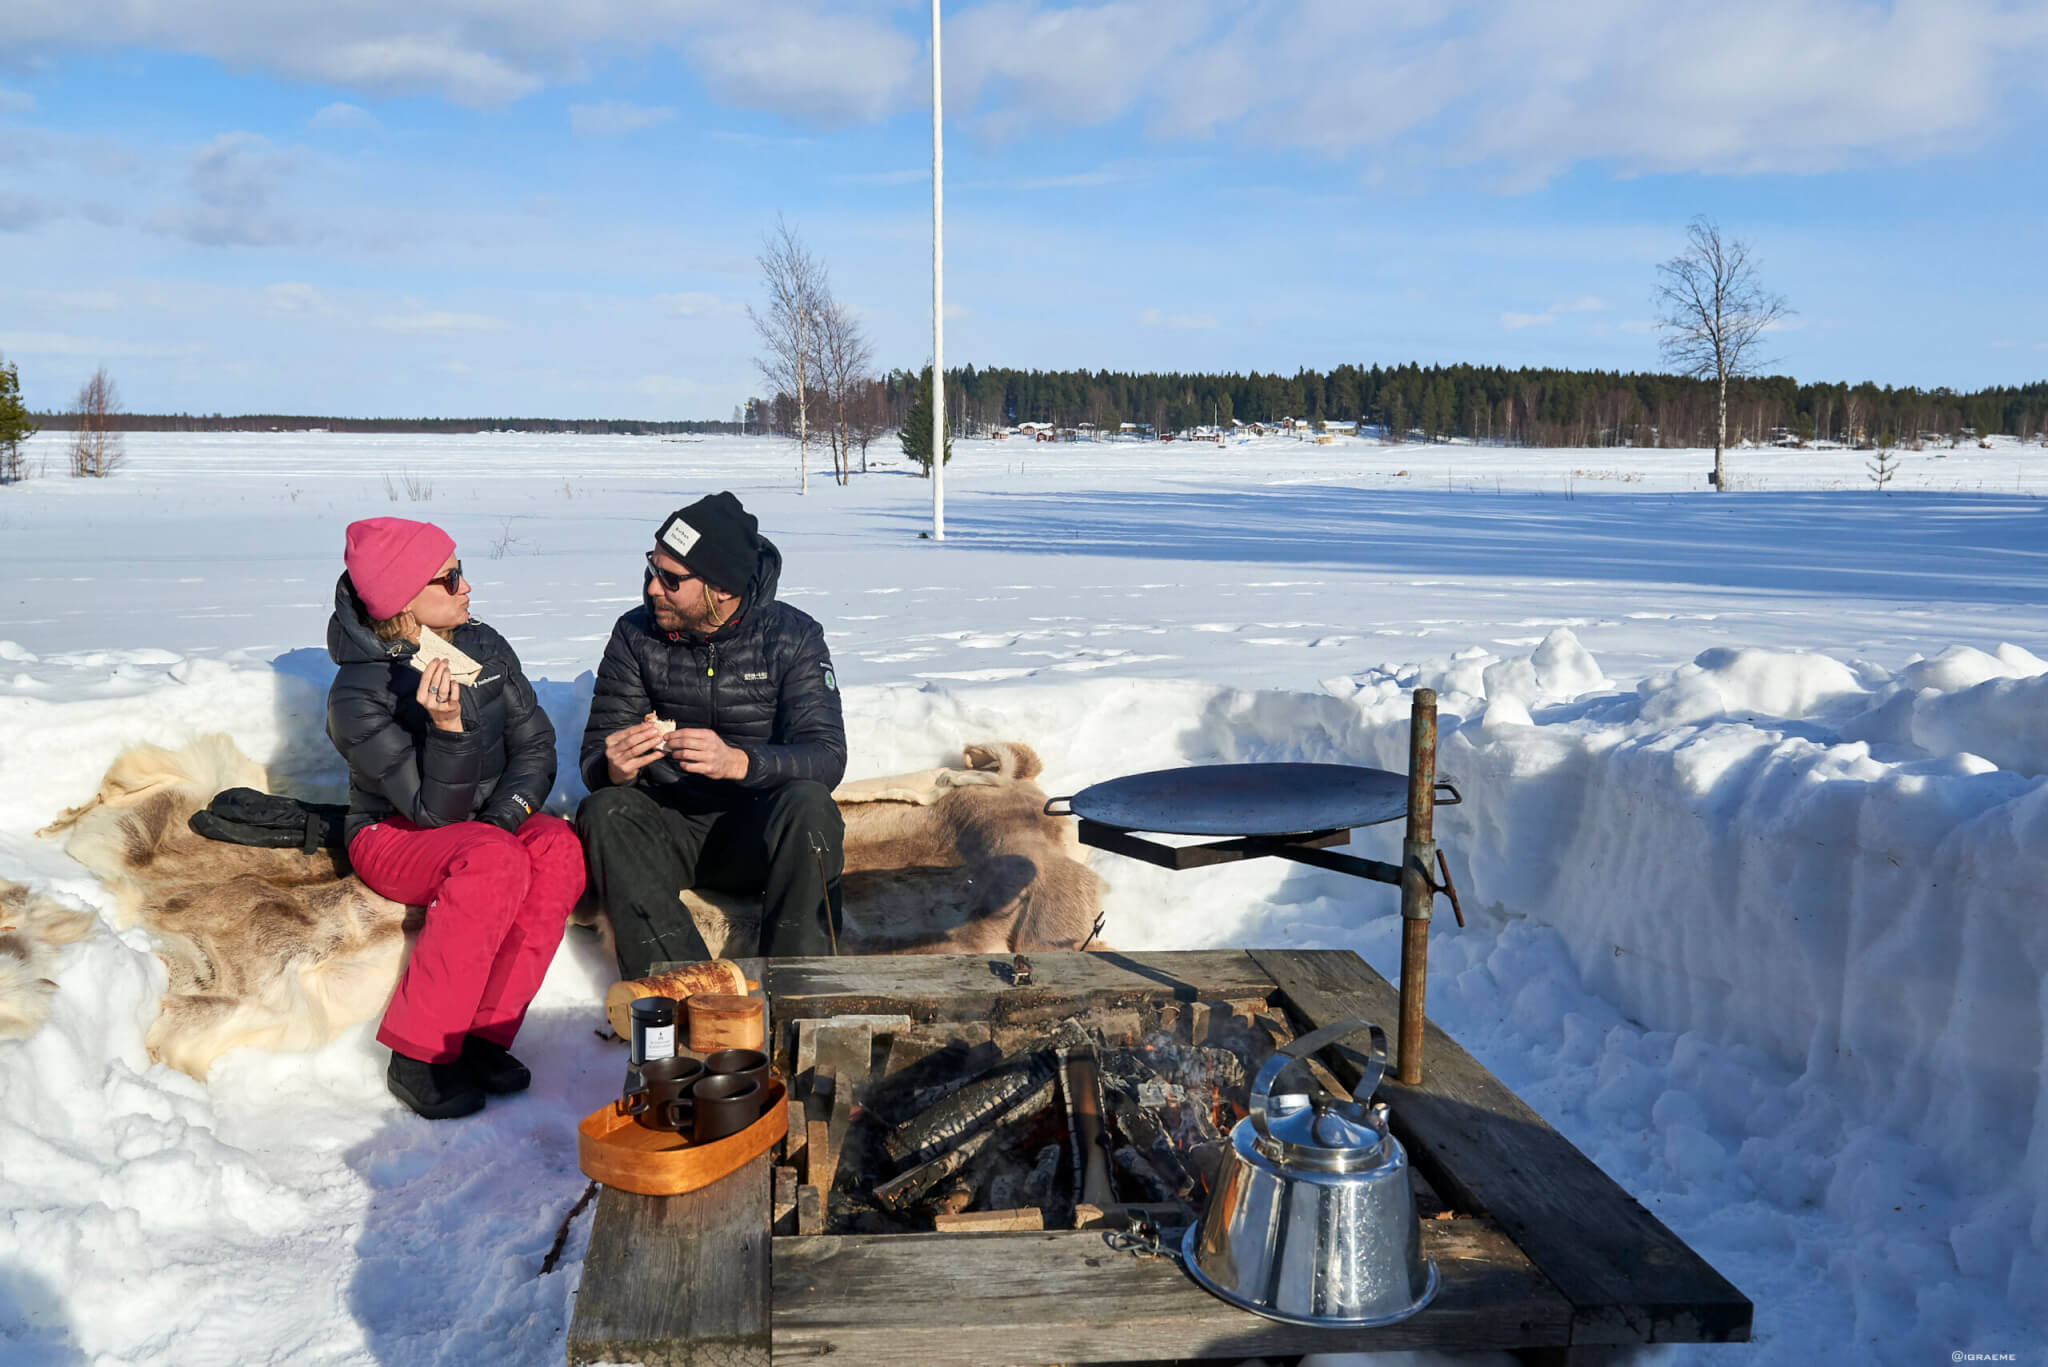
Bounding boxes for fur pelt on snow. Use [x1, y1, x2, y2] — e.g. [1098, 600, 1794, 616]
[44, 735, 1105, 1077]
[651, 741, 1109, 959]
[0, 880, 98, 1041]
[40, 734, 412, 1078]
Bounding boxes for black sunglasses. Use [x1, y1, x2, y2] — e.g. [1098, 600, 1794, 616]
[645, 552, 699, 594]
[428, 562, 463, 595]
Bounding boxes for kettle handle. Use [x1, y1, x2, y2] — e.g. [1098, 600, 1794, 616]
[1248, 1018, 1389, 1143]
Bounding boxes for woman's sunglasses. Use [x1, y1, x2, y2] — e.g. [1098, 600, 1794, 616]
[428, 562, 464, 595]
[645, 553, 699, 594]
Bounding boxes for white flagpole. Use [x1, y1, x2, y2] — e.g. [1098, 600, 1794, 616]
[930, 0, 946, 540]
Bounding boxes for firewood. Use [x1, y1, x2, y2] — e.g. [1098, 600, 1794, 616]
[935, 1179, 973, 1216]
[882, 1048, 1054, 1168]
[773, 1166, 798, 1235]
[873, 1077, 1056, 1210]
[1064, 1053, 1116, 1207]
[934, 1207, 1044, 1233]
[797, 1183, 825, 1236]
[1070, 1201, 1192, 1231]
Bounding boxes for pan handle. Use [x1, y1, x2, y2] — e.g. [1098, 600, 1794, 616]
[1043, 795, 1074, 817]
[1433, 781, 1463, 807]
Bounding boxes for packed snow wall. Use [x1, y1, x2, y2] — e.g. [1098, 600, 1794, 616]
[1304, 633, 2048, 1277]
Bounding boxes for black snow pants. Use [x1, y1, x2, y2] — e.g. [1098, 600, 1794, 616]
[576, 779, 844, 980]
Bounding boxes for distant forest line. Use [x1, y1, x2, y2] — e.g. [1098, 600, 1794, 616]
[896, 364, 2048, 448]
[31, 362, 2048, 448]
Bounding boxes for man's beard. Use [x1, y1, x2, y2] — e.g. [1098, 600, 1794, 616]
[652, 594, 714, 633]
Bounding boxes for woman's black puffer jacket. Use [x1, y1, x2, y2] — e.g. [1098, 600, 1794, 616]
[578, 535, 845, 808]
[325, 573, 557, 844]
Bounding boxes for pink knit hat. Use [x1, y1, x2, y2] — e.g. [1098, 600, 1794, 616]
[344, 518, 456, 619]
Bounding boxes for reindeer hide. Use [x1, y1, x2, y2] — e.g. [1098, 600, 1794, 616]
[48, 735, 1106, 1078]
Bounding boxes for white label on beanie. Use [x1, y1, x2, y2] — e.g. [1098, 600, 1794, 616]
[661, 519, 702, 558]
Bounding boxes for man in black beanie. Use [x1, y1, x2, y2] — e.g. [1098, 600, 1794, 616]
[576, 491, 847, 977]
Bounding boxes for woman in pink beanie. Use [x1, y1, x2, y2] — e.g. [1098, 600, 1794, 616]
[326, 517, 585, 1120]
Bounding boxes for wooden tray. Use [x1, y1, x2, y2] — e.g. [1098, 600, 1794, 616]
[577, 1077, 788, 1196]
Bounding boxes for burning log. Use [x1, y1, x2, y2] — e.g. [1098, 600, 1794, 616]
[873, 1077, 1057, 1210]
[882, 1048, 1055, 1169]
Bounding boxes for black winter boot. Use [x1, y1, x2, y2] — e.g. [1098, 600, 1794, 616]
[459, 1035, 532, 1095]
[387, 1050, 486, 1120]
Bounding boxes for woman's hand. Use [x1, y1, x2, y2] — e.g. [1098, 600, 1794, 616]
[417, 657, 463, 733]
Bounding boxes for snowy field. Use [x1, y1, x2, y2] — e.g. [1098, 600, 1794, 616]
[1, 429, 2044, 1366]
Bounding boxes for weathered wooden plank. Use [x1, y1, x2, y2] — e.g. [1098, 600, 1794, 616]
[1249, 949, 1752, 1347]
[763, 950, 1276, 1025]
[568, 1156, 772, 1367]
[771, 1218, 1569, 1364]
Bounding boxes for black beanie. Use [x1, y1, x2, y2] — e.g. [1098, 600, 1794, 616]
[653, 491, 759, 594]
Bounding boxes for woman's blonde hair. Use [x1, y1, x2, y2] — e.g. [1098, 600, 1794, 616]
[366, 609, 454, 645]
[369, 609, 417, 644]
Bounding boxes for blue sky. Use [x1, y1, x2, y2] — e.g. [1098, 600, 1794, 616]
[2, 1, 2045, 418]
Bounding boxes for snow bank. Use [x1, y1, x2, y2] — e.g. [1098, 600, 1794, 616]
[2, 632, 2044, 1363]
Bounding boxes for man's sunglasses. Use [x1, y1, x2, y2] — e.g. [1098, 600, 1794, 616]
[428, 562, 464, 595]
[645, 553, 699, 594]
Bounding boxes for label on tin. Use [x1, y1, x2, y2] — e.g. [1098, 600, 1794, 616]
[641, 1023, 676, 1062]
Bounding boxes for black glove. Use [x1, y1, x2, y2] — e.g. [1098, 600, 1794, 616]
[478, 793, 534, 833]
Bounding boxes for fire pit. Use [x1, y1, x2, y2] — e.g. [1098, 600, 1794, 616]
[568, 949, 1752, 1367]
[791, 996, 1302, 1237]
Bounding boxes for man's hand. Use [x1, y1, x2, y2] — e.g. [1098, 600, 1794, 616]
[603, 720, 669, 786]
[667, 728, 749, 781]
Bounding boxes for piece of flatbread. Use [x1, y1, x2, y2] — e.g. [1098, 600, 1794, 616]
[644, 711, 677, 736]
[408, 629, 483, 686]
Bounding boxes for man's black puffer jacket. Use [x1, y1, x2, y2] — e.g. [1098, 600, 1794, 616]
[579, 536, 845, 808]
[325, 573, 557, 844]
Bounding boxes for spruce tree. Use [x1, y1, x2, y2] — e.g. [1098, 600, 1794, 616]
[898, 365, 953, 476]
[0, 354, 38, 484]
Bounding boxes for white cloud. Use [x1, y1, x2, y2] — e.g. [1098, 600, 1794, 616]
[1500, 311, 1554, 330]
[686, 7, 918, 123]
[5, 0, 2041, 179]
[568, 101, 675, 136]
[947, 0, 1214, 137]
[310, 101, 380, 131]
[0, 89, 34, 113]
[150, 131, 305, 247]
[1555, 295, 1608, 314]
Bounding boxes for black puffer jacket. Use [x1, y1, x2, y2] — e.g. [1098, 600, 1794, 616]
[579, 536, 845, 807]
[325, 574, 557, 844]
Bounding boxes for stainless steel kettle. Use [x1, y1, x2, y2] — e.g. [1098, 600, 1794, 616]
[1182, 1019, 1437, 1326]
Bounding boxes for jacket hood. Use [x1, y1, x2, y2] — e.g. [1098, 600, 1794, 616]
[327, 572, 414, 666]
[639, 534, 783, 643]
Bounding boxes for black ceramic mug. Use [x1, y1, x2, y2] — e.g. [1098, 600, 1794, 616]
[691, 1072, 764, 1143]
[702, 1047, 769, 1091]
[620, 1054, 704, 1131]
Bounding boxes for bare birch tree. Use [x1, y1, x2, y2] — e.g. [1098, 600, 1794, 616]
[69, 365, 124, 479]
[748, 216, 829, 494]
[814, 300, 874, 487]
[1655, 216, 1790, 490]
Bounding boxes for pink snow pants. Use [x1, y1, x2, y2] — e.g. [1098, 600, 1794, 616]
[348, 814, 586, 1064]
